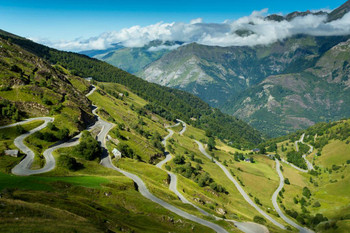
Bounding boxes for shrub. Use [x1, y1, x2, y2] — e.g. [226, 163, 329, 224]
[313, 201, 321, 208]
[118, 143, 134, 158]
[58, 154, 81, 171]
[75, 131, 101, 160]
[253, 216, 266, 224]
[302, 187, 311, 198]
[165, 165, 171, 171]
[57, 128, 70, 140]
[47, 122, 57, 131]
[284, 178, 290, 185]
[173, 155, 185, 164]
[254, 197, 262, 205]
[15, 125, 26, 134]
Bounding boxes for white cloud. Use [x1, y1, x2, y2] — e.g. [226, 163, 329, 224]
[36, 9, 350, 51]
[190, 18, 203, 24]
[147, 44, 182, 52]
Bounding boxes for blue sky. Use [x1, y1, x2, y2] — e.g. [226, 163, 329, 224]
[0, 0, 346, 41]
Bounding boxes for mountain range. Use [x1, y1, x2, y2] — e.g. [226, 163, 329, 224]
[82, 0, 350, 137]
[0, 5, 350, 232]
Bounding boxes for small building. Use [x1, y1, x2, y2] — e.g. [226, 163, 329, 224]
[85, 77, 93, 82]
[112, 148, 122, 159]
[267, 154, 275, 159]
[244, 158, 251, 163]
[4, 150, 19, 157]
[118, 93, 124, 97]
[252, 148, 260, 153]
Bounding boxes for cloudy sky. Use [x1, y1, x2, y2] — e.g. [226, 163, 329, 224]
[0, 0, 347, 51]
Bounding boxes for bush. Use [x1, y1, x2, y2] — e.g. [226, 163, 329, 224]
[210, 182, 227, 193]
[253, 216, 266, 224]
[47, 122, 57, 131]
[284, 178, 290, 185]
[58, 154, 81, 171]
[57, 128, 70, 140]
[254, 197, 262, 205]
[173, 155, 185, 164]
[15, 125, 26, 134]
[75, 131, 101, 160]
[302, 187, 311, 198]
[313, 201, 321, 208]
[118, 143, 134, 158]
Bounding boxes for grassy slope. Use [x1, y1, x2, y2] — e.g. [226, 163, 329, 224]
[170, 125, 288, 232]
[0, 96, 214, 233]
[275, 120, 350, 232]
[86, 84, 236, 231]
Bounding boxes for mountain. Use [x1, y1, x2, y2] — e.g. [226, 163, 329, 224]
[135, 1, 350, 137]
[1, 28, 349, 233]
[80, 40, 182, 74]
[0, 36, 283, 233]
[79, 43, 124, 57]
[0, 29, 262, 147]
[139, 36, 350, 107]
[0, 37, 94, 130]
[138, 35, 350, 137]
[328, 0, 350, 21]
[223, 38, 350, 137]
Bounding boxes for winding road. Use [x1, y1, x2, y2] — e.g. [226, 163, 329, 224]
[156, 121, 268, 233]
[176, 119, 187, 136]
[272, 159, 314, 233]
[296, 134, 314, 171]
[0, 117, 55, 175]
[5, 85, 99, 176]
[97, 118, 228, 233]
[282, 134, 314, 173]
[156, 121, 213, 216]
[195, 140, 286, 231]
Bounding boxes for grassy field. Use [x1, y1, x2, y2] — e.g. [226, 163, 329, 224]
[280, 136, 350, 232]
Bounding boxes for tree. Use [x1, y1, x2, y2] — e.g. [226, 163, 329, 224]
[15, 125, 26, 134]
[118, 143, 134, 158]
[284, 178, 290, 185]
[173, 155, 185, 164]
[57, 128, 69, 140]
[253, 216, 266, 224]
[259, 146, 266, 154]
[254, 197, 262, 205]
[208, 137, 216, 151]
[75, 131, 101, 160]
[58, 154, 81, 171]
[302, 187, 311, 199]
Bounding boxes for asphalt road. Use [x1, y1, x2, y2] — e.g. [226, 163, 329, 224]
[155, 122, 269, 233]
[195, 140, 285, 231]
[7, 117, 55, 175]
[8, 85, 100, 176]
[98, 119, 228, 232]
[176, 119, 187, 136]
[283, 133, 314, 173]
[272, 159, 314, 233]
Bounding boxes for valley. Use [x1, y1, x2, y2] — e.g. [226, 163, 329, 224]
[1, 1, 350, 231]
[79, 1, 350, 137]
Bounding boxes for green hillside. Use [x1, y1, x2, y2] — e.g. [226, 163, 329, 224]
[0, 29, 262, 147]
[260, 118, 350, 232]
